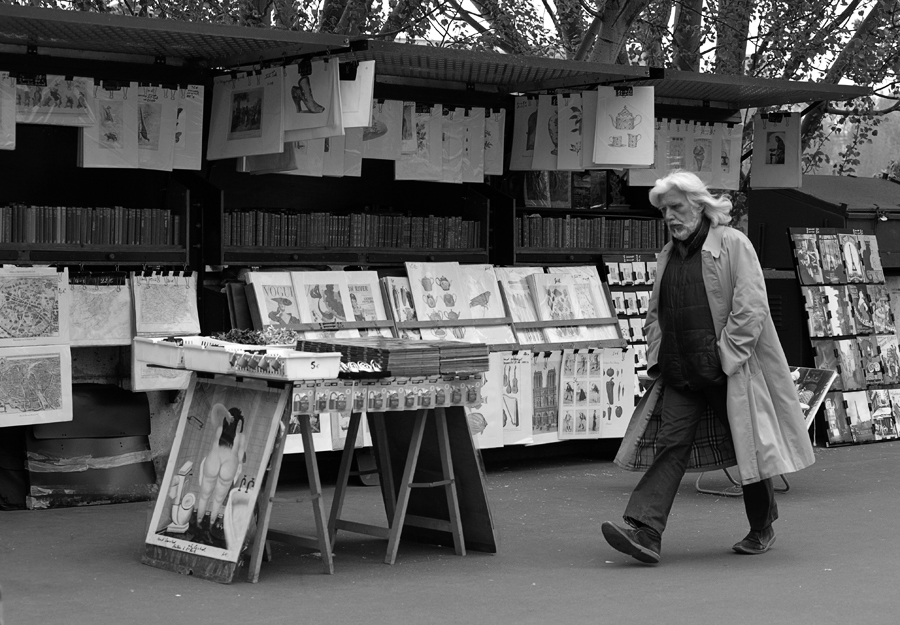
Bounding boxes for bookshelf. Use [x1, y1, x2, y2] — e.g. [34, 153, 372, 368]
[202, 159, 491, 267]
[0, 106, 191, 268]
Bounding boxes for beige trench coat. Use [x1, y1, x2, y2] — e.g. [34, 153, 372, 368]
[615, 223, 816, 484]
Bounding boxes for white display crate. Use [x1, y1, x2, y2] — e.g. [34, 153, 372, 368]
[182, 344, 341, 381]
[132, 336, 240, 368]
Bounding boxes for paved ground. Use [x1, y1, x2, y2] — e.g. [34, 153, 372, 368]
[2, 440, 898, 625]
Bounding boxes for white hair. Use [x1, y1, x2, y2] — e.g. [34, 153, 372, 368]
[648, 170, 733, 226]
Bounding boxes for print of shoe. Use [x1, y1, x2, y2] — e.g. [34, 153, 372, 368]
[291, 76, 324, 114]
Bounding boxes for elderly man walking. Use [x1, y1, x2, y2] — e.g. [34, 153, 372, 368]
[602, 171, 814, 565]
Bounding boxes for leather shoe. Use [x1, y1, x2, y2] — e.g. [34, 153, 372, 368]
[601, 521, 661, 564]
[732, 525, 776, 555]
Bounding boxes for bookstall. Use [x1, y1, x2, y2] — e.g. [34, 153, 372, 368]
[0, 3, 878, 578]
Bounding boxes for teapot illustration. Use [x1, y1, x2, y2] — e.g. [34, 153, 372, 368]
[610, 105, 641, 130]
[443, 293, 456, 306]
[424, 293, 437, 308]
[420, 277, 434, 291]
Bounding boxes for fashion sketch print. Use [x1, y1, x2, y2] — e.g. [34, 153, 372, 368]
[346, 271, 392, 338]
[527, 273, 586, 343]
[558, 349, 607, 439]
[0, 266, 69, 347]
[145, 375, 288, 568]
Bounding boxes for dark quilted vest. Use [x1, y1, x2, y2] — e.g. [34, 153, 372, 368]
[658, 226, 726, 390]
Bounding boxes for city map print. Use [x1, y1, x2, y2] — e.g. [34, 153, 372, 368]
[0, 345, 72, 427]
[133, 273, 200, 335]
[0, 267, 69, 346]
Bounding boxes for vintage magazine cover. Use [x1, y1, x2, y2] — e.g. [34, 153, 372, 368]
[846, 284, 875, 334]
[823, 391, 854, 445]
[838, 232, 865, 283]
[816, 230, 845, 284]
[244, 271, 302, 331]
[844, 390, 874, 443]
[867, 389, 898, 441]
[812, 339, 842, 391]
[144, 375, 288, 571]
[877, 334, 900, 384]
[791, 230, 824, 286]
[856, 335, 884, 385]
[345, 271, 392, 337]
[0, 344, 73, 428]
[290, 271, 360, 339]
[0, 266, 70, 347]
[867, 284, 895, 334]
[790, 366, 837, 430]
[835, 338, 866, 391]
[801, 286, 830, 338]
[824, 286, 854, 337]
[858, 234, 885, 284]
[132, 271, 200, 336]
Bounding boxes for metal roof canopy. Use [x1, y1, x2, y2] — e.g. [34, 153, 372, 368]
[0, 4, 871, 109]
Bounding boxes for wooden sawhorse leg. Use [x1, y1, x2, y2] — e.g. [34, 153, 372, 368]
[247, 413, 334, 582]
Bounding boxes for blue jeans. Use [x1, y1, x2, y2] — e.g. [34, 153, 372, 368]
[624, 383, 777, 536]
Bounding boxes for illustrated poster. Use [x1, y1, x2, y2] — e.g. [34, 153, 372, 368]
[346, 271, 392, 337]
[530, 350, 562, 445]
[558, 349, 606, 440]
[817, 231, 845, 284]
[79, 82, 139, 168]
[750, 112, 801, 189]
[597, 347, 634, 438]
[362, 99, 402, 161]
[138, 86, 177, 171]
[557, 93, 583, 171]
[508, 96, 537, 171]
[823, 391, 854, 445]
[405, 262, 471, 341]
[16, 74, 95, 126]
[69, 282, 134, 346]
[144, 376, 287, 568]
[531, 94, 559, 171]
[395, 103, 443, 181]
[173, 85, 205, 171]
[527, 273, 586, 343]
[456, 264, 515, 345]
[461, 107, 486, 183]
[339, 60, 375, 128]
[244, 271, 302, 330]
[844, 390, 874, 443]
[501, 351, 533, 445]
[593, 86, 654, 167]
[0, 72, 14, 150]
[207, 69, 285, 161]
[283, 59, 342, 142]
[483, 107, 506, 176]
[790, 231, 824, 285]
[468, 351, 504, 449]
[495, 266, 546, 344]
[290, 271, 360, 339]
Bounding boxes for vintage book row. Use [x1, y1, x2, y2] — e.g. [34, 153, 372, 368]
[207, 60, 506, 182]
[0, 267, 201, 428]
[223, 210, 480, 250]
[0, 71, 204, 170]
[0, 204, 180, 246]
[515, 214, 667, 250]
[790, 228, 885, 286]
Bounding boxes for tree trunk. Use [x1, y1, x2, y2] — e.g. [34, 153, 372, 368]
[714, 0, 753, 75]
[470, 0, 532, 53]
[800, 0, 892, 149]
[379, 0, 420, 40]
[555, 0, 585, 59]
[588, 0, 651, 64]
[636, 0, 672, 68]
[320, 0, 348, 33]
[672, 0, 702, 71]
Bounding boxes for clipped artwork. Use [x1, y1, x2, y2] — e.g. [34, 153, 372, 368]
[131, 357, 191, 393]
[0, 344, 73, 428]
[395, 103, 443, 181]
[461, 107, 486, 183]
[15, 75, 95, 126]
[322, 134, 345, 177]
[593, 86, 654, 167]
[138, 86, 178, 172]
[132, 272, 200, 336]
[69, 282, 134, 346]
[750, 112, 802, 188]
[284, 407, 333, 455]
[0, 266, 70, 347]
[405, 261, 471, 341]
[244, 271, 302, 331]
[468, 351, 505, 450]
[557, 93, 583, 171]
[801, 286, 829, 338]
[877, 335, 900, 384]
[173, 85, 205, 171]
[546, 266, 619, 341]
[531, 350, 562, 445]
[824, 286, 855, 337]
[283, 58, 341, 142]
[143, 375, 288, 582]
[509, 96, 538, 171]
[531, 94, 559, 171]
[343, 127, 364, 177]
[501, 351, 534, 445]
[441, 107, 466, 184]
[362, 99, 403, 161]
[339, 60, 375, 128]
[483, 107, 506, 176]
[597, 347, 634, 438]
[207, 68, 285, 161]
[79, 82, 139, 168]
[558, 349, 607, 440]
[847, 284, 874, 335]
